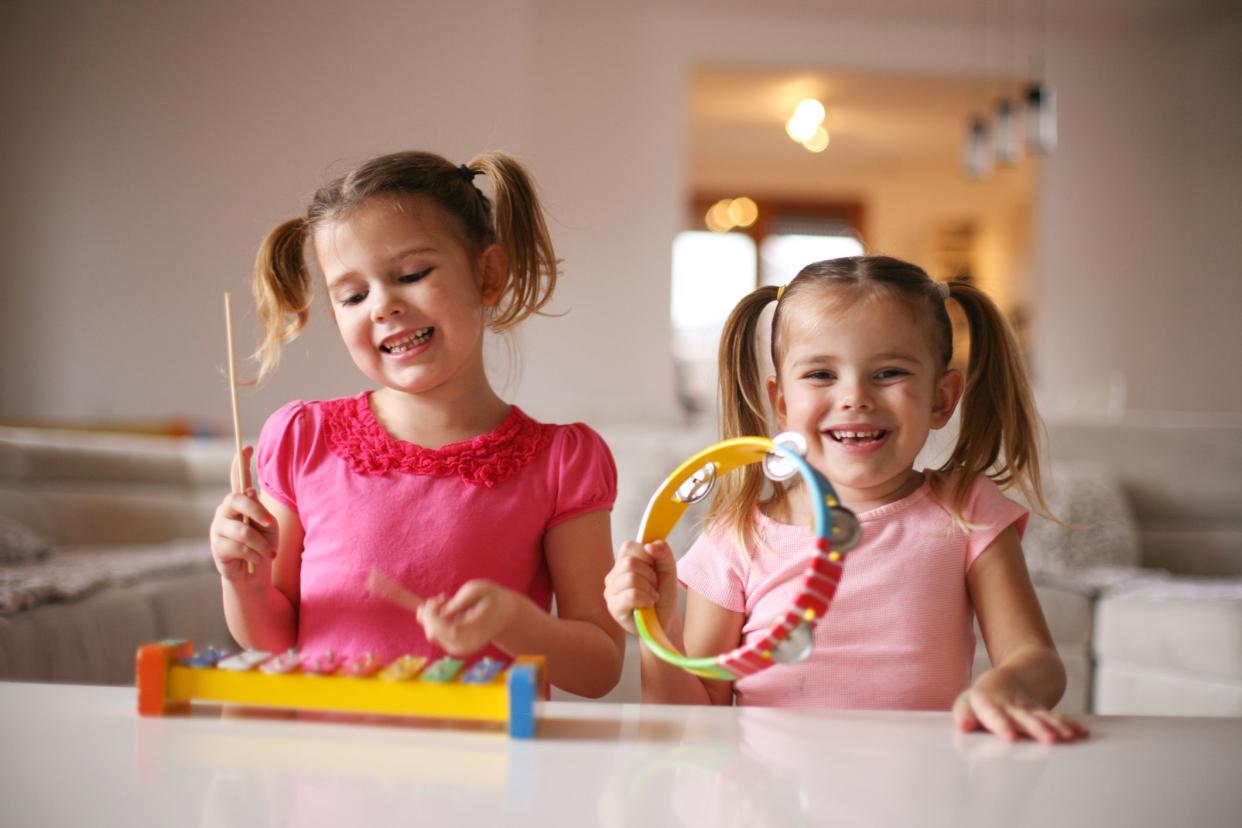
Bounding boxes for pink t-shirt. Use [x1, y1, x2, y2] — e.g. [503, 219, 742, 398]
[678, 473, 1028, 710]
[256, 392, 616, 663]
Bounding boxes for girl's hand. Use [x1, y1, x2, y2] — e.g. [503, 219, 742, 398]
[417, 579, 519, 656]
[209, 447, 278, 582]
[953, 670, 1090, 744]
[603, 540, 678, 635]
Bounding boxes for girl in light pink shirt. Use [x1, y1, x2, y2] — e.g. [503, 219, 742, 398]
[208, 151, 623, 698]
[606, 256, 1088, 742]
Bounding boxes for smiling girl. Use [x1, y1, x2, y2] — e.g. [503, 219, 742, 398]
[605, 256, 1088, 742]
[208, 151, 623, 698]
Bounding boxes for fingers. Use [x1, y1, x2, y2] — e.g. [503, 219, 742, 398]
[1009, 707, 1057, 744]
[648, 540, 677, 580]
[417, 592, 490, 656]
[210, 490, 277, 579]
[958, 691, 1018, 741]
[230, 445, 254, 493]
[953, 691, 981, 733]
[954, 690, 1089, 743]
[604, 542, 665, 630]
[1034, 709, 1090, 742]
[229, 488, 274, 528]
[439, 581, 491, 620]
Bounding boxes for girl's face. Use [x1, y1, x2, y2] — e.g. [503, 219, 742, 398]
[314, 196, 504, 399]
[767, 288, 963, 510]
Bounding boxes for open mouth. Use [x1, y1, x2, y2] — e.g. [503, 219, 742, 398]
[826, 429, 888, 446]
[380, 327, 434, 354]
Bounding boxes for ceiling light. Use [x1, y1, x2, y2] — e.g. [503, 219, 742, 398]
[802, 126, 830, 153]
[785, 98, 826, 144]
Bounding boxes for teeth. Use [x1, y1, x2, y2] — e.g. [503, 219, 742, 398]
[382, 327, 432, 354]
[831, 430, 884, 441]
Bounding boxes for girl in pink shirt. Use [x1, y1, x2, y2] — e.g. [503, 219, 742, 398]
[209, 151, 623, 698]
[606, 256, 1088, 741]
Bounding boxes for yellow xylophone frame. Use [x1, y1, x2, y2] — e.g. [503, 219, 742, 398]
[135, 640, 545, 738]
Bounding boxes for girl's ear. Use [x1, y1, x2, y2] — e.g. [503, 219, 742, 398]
[765, 375, 787, 428]
[476, 243, 509, 307]
[931, 368, 965, 429]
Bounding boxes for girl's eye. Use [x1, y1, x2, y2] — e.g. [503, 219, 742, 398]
[876, 369, 910, 380]
[398, 267, 433, 284]
[341, 292, 366, 307]
[805, 370, 835, 381]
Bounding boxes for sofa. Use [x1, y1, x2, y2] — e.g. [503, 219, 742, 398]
[3, 416, 1240, 718]
[0, 427, 234, 684]
[1039, 417, 1242, 715]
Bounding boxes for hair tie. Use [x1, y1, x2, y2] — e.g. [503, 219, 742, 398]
[776, 284, 787, 301]
[457, 164, 480, 183]
[936, 281, 951, 301]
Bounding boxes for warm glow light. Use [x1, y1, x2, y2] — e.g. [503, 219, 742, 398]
[706, 199, 735, 232]
[785, 98, 825, 143]
[793, 98, 825, 126]
[785, 116, 816, 143]
[802, 126, 829, 153]
[727, 197, 758, 228]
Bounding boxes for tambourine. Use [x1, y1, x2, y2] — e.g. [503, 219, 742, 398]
[633, 432, 860, 680]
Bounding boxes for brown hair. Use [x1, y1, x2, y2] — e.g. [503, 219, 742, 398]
[251, 151, 560, 379]
[712, 255, 1050, 544]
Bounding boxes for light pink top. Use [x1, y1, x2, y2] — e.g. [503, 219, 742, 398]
[678, 474, 1028, 710]
[256, 393, 616, 663]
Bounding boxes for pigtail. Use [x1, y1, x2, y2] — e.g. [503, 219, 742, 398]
[251, 217, 311, 382]
[938, 280, 1053, 519]
[709, 284, 783, 548]
[468, 153, 560, 330]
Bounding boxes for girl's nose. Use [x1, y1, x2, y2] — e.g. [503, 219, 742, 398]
[370, 291, 404, 322]
[839, 382, 875, 411]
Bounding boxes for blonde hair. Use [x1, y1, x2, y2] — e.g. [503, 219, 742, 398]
[251, 151, 560, 380]
[712, 255, 1051, 545]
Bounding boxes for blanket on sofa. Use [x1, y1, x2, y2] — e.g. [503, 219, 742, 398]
[0, 539, 214, 614]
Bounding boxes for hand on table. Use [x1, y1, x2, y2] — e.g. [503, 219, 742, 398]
[953, 670, 1090, 744]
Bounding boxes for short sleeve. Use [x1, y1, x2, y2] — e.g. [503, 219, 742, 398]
[546, 423, 618, 528]
[677, 523, 747, 613]
[255, 400, 309, 511]
[963, 475, 1030, 569]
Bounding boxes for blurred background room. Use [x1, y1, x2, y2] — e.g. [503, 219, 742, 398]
[2, 0, 1240, 713]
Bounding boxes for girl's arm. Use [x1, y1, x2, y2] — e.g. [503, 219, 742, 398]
[212, 454, 303, 653]
[640, 588, 740, 706]
[959, 525, 1088, 742]
[420, 510, 625, 698]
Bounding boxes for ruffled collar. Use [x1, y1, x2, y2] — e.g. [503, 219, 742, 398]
[324, 393, 554, 488]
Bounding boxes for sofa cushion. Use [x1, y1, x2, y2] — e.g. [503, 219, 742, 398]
[1020, 462, 1142, 574]
[1094, 664, 1242, 717]
[1094, 575, 1242, 682]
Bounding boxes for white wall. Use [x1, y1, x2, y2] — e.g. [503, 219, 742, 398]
[2, 1, 1239, 438]
[1033, 15, 1242, 415]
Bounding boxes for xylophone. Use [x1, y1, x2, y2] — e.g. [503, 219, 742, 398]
[135, 640, 545, 738]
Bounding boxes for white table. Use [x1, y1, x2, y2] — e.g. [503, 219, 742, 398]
[2, 682, 1240, 827]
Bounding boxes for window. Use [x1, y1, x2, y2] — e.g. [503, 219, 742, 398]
[759, 232, 864, 286]
[671, 198, 864, 415]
